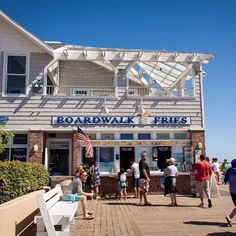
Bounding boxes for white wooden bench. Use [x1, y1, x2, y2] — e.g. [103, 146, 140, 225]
[34, 184, 79, 236]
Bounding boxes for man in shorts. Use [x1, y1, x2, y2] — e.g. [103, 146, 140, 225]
[192, 154, 212, 208]
[67, 169, 94, 219]
[130, 159, 140, 198]
[139, 151, 151, 205]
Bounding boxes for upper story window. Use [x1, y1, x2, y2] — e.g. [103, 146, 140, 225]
[157, 133, 170, 140]
[138, 133, 151, 140]
[4, 54, 28, 95]
[101, 134, 114, 140]
[120, 133, 133, 140]
[174, 133, 188, 139]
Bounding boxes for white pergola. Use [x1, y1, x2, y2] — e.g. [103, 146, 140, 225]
[49, 45, 214, 91]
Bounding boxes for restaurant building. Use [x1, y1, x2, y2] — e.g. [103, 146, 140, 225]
[0, 11, 213, 195]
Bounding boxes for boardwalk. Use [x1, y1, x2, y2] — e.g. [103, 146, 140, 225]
[71, 185, 236, 236]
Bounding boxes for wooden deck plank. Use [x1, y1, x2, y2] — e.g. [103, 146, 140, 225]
[72, 185, 236, 236]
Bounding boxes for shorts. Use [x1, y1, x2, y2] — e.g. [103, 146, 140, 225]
[139, 179, 149, 192]
[132, 178, 140, 188]
[120, 181, 127, 189]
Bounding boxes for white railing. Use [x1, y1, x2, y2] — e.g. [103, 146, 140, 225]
[47, 85, 115, 97]
[128, 87, 194, 97]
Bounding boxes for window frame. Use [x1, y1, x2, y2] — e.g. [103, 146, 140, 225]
[2, 52, 30, 97]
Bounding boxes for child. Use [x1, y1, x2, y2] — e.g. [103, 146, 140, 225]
[118, 168, 127, 200]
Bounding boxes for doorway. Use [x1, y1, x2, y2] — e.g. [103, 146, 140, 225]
[120, 147, 135, 171]
[157, 146, 172, 171]
[47, 139, 72, 176]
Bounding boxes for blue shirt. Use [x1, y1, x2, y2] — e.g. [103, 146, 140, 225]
[224, 168, 236, 194]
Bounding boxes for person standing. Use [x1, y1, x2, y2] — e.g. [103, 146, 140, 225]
[212, 158, 221, 184]
[130, 159, 140, 198]
[164, 158, 178, 206]
[88, 159, 101, 200]
[139, 151, 151, 205]
[67, 169, 94, 219]
[192, 154, 212, 208]
[221, 159, 230, 176]
[224, 159, 236, 226]
[118, 168, 128, 200]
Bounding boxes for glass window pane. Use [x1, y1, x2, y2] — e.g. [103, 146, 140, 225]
[174, 133, 187, 139]
[82, 147, 97, 166]
[157, 133, 170, 139]
[88, 134, 96, 140]
[10, 148, 27, 162]
[13, 134, 28, 144]
[7, 75, 26, 94]
[7, 56, 26, 74]
[120, 133, 133, 140]
[138, 133, 151, 140]
[0, 148, 9, 161]
[99, 147, 114, 172]
[101, 134, 114, 140]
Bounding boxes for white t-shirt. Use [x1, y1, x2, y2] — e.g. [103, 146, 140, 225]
[120, 173, 127, 182]
[165, 165, 178, 177]
[131, 162, 140, 178]
[212, 162, 220, 172]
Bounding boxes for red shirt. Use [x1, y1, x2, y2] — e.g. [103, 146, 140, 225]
[192, 161, 212, 181]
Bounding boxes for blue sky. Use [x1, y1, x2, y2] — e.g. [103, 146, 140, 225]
[1, 0, 236, 161]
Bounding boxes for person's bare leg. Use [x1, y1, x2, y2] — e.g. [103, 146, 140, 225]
[80, 195, 88, 217]
[134, 187, 137, 197]
[124, 189, 127, 200]
[95, 186, 99, 199]
[144, 191, 148, 203]
[140, 191, 143, 204]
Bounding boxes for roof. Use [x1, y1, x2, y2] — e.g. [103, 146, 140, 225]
[54, 45, 214, 88]
[0, 10, 54, 56]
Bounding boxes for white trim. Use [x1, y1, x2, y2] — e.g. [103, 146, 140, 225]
[2, 51, 30, 97]
[0, 10, 53, 56]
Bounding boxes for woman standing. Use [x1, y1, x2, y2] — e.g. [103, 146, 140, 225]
[224, 159, 236, 226]
[88, 159, 101, 200]
[164, 158, 178, 206]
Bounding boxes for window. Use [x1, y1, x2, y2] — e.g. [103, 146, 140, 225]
[13, 134, 28, 144]
[5, 55, 27, 94]
[101, 134, 114, 140]
[88, 134, 96, 140]
[120, 133, 133, 140]
[138, 133, 151, 140]
[7, 134, 28, 162]
[157, 133, 170, 140]
[99, 147, 114, 172]
[174, 133, 188, 139]
[73, 89, 88, 96]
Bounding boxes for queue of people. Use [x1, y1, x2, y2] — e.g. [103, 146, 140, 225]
[67, 153, 235, 227]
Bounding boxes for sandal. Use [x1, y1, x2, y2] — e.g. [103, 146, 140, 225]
[87, 211, 94, 215]
[84, 215, 94, 220]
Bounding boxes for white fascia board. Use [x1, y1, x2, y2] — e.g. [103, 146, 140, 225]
[0, 10, 54, 56]
[54, 47, 214, 63]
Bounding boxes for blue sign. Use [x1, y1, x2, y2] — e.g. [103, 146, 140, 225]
[0, 116, 8, 124]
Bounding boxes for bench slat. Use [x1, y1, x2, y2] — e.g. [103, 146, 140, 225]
[43, 184, 62, 202]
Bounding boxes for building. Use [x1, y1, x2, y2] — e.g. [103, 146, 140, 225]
[0, 11, 213, 195]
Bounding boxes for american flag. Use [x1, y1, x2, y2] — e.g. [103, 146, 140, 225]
[77, 127, 93, 157]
